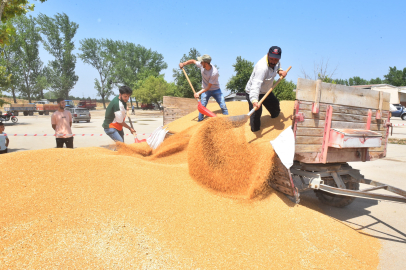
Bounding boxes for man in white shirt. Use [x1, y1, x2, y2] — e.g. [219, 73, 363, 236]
[245, 46, 288, 132]
[179, 54, 229, 122]
[51, 98, 73, 148]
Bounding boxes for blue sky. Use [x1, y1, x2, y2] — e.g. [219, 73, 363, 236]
[30, 0, 406, 98]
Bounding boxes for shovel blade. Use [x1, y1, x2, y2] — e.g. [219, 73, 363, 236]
[198, 102, 217, 117]
[226, 114, 250, 128]
[135, 137, 147, 143]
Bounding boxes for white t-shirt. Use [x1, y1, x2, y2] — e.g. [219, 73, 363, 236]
[0, 133, 8, 150]
[195, 62, 220, 91]
[245, 55, 281, 103]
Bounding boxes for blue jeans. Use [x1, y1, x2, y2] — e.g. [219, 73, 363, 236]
[104, 128, 125, 143]
[199, 89, 229, 121]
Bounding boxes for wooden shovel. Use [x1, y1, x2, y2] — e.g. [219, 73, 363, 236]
[228, 66, 292, 126]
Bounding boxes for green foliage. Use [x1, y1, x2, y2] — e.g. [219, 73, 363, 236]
[226, 56, 254, 94]
[273, 79, 296, 101]
[133, 76, 172, 109]
[43, 90, 57, 99]
[110, 41, 167, 89]
[384, 66, 406, 86]
[78, 38, 115, 108]
[13, 15, 43, 102]
[172, 48, 202, 98]
[0, 0, 46, 47]
[37, 13, 79, 98]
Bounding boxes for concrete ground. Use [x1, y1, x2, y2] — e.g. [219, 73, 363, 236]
[2, 110, 406, 269]
[2, 109, 163, 151]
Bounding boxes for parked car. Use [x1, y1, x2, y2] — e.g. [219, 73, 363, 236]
[141, 103, 155, 110]
[64, 100, 75, 108]
[391, 104, 406, 120]
[77, 100, 97, 110]
[67, 108, 91, 123]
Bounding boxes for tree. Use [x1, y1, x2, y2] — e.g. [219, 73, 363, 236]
[13, 15, 42, 103]
[0, 25, 22, 103]
[172, 48, 202, 98]
[133, 75, 171, 109]
[384, 66, 406, 86]
[369, 77, 383, 84]
[301, 58, 338, 83]
[111, 41, 167, 88]
[226, 56, 254, 94]
[0, 0, 46, 47]
[273, 79, 296, 101]
[78, 38, 115, 109]
[36, 13, 79, 98]
[34, 66, 51, 99]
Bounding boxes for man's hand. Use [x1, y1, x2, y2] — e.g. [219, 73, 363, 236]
[194, 92, 200, 99]
[129, 128, 136, 135]
[179, 62, 184, 69]
[253, 102, 259, 110]
[279, 70, 287, 78]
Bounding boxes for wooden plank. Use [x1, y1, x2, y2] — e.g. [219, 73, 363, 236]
[297, 119, 386, 131]
[296, 78, 390, 110]
[296, 136, 323, 145]
[295, 127, 324, 137]
[295, 144, 322, 153]
[299, 101, 390, 118]
[294, 150, 385, 163]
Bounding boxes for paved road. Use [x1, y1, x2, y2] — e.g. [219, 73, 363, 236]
[2, 110, 406, 269]
[2, 109, 163, 151]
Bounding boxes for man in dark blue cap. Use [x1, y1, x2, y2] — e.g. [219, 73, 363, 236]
[245, 46, 288, 132]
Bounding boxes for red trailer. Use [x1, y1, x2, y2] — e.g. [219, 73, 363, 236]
[77, 100, 97, 110]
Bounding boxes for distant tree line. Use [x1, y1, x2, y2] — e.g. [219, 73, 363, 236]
[1, 3, 405, 108]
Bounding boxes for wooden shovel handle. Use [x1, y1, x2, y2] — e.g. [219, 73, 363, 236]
[181, 68, 199, 101]
[257, 66, 292, 107]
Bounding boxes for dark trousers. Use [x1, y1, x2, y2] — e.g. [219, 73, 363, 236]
[56, 137, 74, 148]
[245, 92, 280, 132]
[0, 148, 7, 154]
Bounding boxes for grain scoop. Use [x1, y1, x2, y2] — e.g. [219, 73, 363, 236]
[182, 68, 217, 118]
[228, 66, 292, 127]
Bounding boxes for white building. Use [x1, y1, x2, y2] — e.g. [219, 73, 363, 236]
[351, 84, 406, 106]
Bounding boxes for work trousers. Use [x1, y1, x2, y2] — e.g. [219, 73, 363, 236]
[104, 128, 125, 143]
[0, 148, 7, 154]
[199, 89, 229, 121]
[56, 137, 74, 148]
[245, 92, 280, 132]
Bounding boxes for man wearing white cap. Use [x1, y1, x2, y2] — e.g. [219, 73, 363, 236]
[179, 54, 229, 121]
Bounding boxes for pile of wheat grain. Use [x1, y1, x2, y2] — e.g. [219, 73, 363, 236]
[0, 101, 380, 269]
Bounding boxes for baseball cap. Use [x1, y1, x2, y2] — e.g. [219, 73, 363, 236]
[197, 54, 212, 63]
[268, 46, 282, 59]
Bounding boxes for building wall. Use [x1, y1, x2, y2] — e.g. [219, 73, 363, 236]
[371, 86, 400, 104]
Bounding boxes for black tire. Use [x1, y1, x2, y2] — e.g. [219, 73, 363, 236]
[402, 114, 406, 120]
[314, 175, 359, 208]
[87, 120, 90, 123]
[11, 117, 18, 123]
[39, 112, 44, 115]
[23, 111, 28, 116]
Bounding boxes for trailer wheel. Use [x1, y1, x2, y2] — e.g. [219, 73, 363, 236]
[39, 112, 44, 115]
[314, 175, 359, 208]
[24, 111, 29, 116]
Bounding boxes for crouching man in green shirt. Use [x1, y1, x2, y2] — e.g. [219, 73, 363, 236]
[102, 85, 136, 142]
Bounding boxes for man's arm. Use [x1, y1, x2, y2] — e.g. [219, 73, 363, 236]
[194, 83, 212, 98]
[51, 114, 56, 130]
[278, 69, 287, 78]
[179, 59, 197, 69]
[6, 137, 9, 147]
